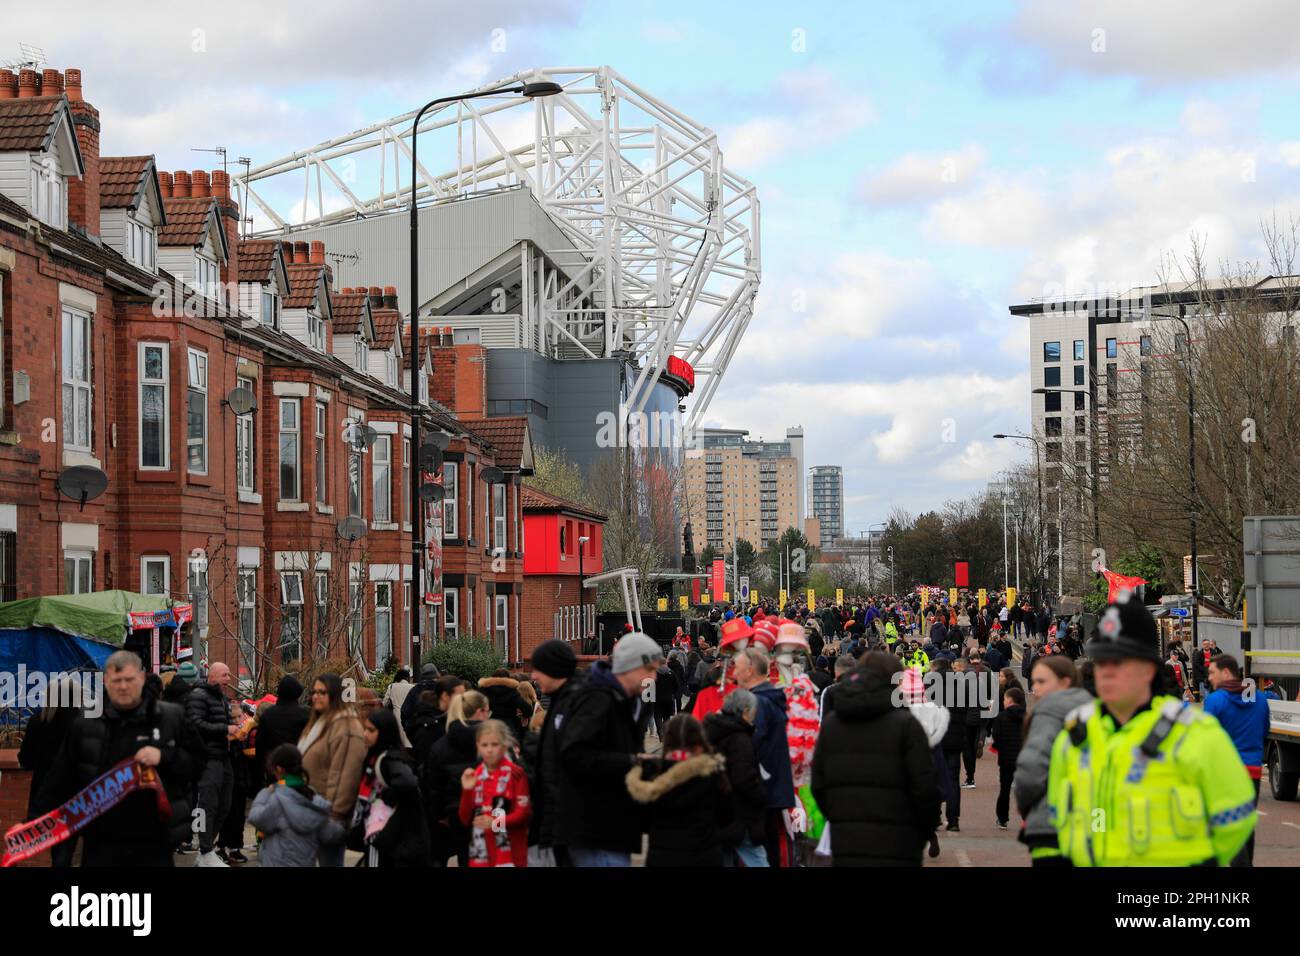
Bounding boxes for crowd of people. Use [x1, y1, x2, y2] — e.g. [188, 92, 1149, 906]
[11, 586, 1276, 869]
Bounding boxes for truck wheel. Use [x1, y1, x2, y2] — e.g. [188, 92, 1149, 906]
[1269, 745, 1299, 802]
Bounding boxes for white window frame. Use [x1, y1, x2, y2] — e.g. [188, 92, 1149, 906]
[31, 155, 64, 229]
[261, 288, 280, 330]
[315, 402, 327, 505]
[443, 587, 458, 639]
[315, 571, 330, 647]
[375, 581, 393, 665]
[138, 342, 169, 469]
[373, 435, 391, 523]
[236, 375, 255, 492]
[279, 399, 301, 501]
[62, 307, 92, 452]
[495, 593, 508, 652]
[186, 348, 208, 474]
[128, 217, 156, 270]
[64, 549, 93, 595]
[356, 336, 369, 372]
[442, 462, 458, 538]
[188, 555, 208, 621]
[237, 569, 257, 687]
[492, 483, 506, 553]
[403, 582, 411, 644]
[308, 312, 325, 352]
[140, 555, 170, 596]
[402, 438, 411, 527]
[280, 571, 304, 662]
[465, 465, 474, 542]
[194, 253, 219, 297]
[348, 581, 364, 657]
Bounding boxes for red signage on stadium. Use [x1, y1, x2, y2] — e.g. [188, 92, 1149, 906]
[665, 356, 695, 393]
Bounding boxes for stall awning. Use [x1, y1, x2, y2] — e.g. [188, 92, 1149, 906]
[0, 590, 184, 646]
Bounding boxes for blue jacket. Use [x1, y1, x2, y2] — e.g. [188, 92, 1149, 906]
[749, 681, 796, 810]
[1203, 686, 1270, 767]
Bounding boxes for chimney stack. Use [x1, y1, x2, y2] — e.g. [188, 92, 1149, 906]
[293, 241, 309, 264]
[64, 68, 101, 237]
[383, 285, 399, 309]
[190, 170, 210, 198]
[172, 170, 192, 198]
[309, 240, 325, 264]
[209, 169, 241, 286]
[0, 70, 16, 99]
[64, 68, 82, 102]
[17, 69, 38, 98]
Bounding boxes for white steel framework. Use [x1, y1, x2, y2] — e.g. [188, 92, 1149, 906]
[236, 66, 760, 432]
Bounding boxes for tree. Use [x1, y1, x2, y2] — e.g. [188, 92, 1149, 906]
[763, 527, 817, 593]
[734, 539, 758, 577]
[700, 545, 719, 568]
[1082, 545, 1167, 613]
[527, 445, 589, 505]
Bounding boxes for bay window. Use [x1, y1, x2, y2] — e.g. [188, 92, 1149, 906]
[279, 399, 301, 500]
[373, 435, 391, 523]
[236, 376, 255, 492]
[375, 582, 392, 665]
[237, 570, 257, 686]
[492, 483, 506, 552]
[442, 462, 457, 538]
[186, 348, 207, 474]
[315, 403, 327, 505]
[280, 572, 303, 663]
[62, 307, 92, 452]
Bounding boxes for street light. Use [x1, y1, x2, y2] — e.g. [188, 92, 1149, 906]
[869, 521, 887, 595]
[407, 78, 562, 668]
[994, 433, 1045, 603]
[886, 545, 895, 598]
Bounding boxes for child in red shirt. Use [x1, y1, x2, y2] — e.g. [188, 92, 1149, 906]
[458, 720, 531, 867]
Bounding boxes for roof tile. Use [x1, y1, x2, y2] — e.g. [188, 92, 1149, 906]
[0, 96, 62, 152]
[521, 485, 607, 522]
[157, 196, 215, 248]
[99, 155, 153, 209]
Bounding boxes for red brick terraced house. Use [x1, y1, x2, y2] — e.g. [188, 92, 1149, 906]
[0, 66, 523, 687]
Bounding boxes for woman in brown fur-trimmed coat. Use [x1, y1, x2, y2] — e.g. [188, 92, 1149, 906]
[477, 671, 531, 740]
[626, 715, 732, 867]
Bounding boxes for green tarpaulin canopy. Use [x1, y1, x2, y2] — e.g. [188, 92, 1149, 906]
[0, 590, 178, 645]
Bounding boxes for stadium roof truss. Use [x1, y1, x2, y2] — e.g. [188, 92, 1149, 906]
[236, 66, 760, 432]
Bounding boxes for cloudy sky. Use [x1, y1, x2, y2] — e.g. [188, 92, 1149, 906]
[15, 1, 1300, 533]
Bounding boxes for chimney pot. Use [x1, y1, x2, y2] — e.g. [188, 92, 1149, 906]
[309, 240, 325, 264]
[280, 240, 294, 262]
[64, 68, 82, 102]
[42, 70, 63, 95]
[210, 169, 229, 200]
[342, 287, 354, 295]
[0, 70, 15, 99]
[157, 171, 173, 199]
[172, 170, 192, 198]
[294, 241, 310, 264]
[191, 170, 211, 198]
[17, 69, 38, 98]
[384, 285, 397, 296]
[369, 285, 383, 298]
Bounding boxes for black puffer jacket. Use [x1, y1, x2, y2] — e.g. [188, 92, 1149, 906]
[33, 697, 205, 849]
[555, 661, 646, 854]
[626, 753, 729, 867]
[408, 701, 447, 767]
[185, 681, 232, 760]
[521, 673, 585, 847]
[369, 751, 431, 867]
[811, 666, 940, 866]
[420, 718, 480, 864]
[703, 711, 765, 846]
[254, 677, 309, 780]
[477, 676, 531, 738]
[18, 706, 80, 818]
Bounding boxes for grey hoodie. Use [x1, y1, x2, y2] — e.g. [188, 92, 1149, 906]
[248, 783, 345, 867]
[1012, 686, 1092, 842]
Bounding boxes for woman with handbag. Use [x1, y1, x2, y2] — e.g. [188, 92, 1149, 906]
[297, 674, 367, 867]
[352, 708, 430, 866]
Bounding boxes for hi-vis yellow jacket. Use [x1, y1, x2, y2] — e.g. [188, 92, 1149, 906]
[1047, 696, 1256, 867]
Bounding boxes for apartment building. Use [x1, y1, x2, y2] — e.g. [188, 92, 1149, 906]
[682, 427, 801, 553]
[808, 464, 844, 549]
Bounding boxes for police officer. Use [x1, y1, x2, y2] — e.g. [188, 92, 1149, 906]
[1047, 598, 1257, 867]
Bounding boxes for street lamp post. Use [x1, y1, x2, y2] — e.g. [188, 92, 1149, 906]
[578, 535, 590, 648]
[407, 79, 562, 668]
[994, 433, 1044, 601]
[869, 521, 886, 596]
[886, 545, 895, 598]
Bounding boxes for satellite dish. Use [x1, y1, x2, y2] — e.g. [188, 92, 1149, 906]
[419, 446, 443, 471]
[419, 483, 445, 503]
[422, 430, 450, 451]
[225, 386, 256, 415]
[344, 422, 379, 451]
[336, 516, 368, 541]
[480, 466, 505, 485]
[56, 466, 108, 512]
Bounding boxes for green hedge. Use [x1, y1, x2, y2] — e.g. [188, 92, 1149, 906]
[422, 637, 505, 685]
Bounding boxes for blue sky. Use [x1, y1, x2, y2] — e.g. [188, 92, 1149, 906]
[19, 0, 1300, 533]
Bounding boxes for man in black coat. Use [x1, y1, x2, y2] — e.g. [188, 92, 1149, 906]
[811, 653, 939, 866]
[936, 661, 969, 832]
[253, 675, 309, 782]
[704, 692, 766, 865]
[556, 633, 662, 866]
[33, 650, 204, 867]
[400, 662, 442, 739]
[522, 640, 584, 865]
[185, 662, 236, 866]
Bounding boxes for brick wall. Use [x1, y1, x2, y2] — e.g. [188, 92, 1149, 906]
[0, 751, 46, 866]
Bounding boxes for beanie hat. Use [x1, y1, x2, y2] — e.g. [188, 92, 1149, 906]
[1087, 596, 1161, 663]
[177, 661, 199, 681]
[611, 633, 664, 674]
[530, 639, 578, 680]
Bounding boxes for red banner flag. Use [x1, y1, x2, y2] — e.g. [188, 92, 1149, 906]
[954, 561, 969, 588]
[1100, 567, 1147, 603]
[1, 759, 172, 867]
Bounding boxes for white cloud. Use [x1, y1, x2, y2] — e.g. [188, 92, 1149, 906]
[860, 144, 986, 207]
[642, 19, 692, 43]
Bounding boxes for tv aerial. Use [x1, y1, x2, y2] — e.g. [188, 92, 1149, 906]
[4, 43, 46, 72]
[56, 465, 108, 512]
